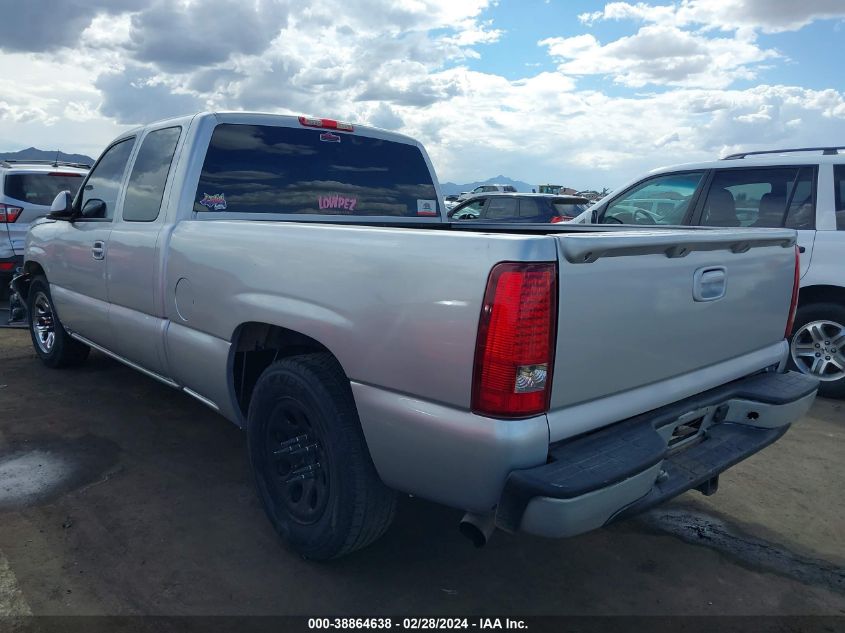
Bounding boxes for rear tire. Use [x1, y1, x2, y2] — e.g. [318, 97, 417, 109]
[247, 353, 397, 560]
[789, 302, 845, 399]
[27, 276, 90, 368]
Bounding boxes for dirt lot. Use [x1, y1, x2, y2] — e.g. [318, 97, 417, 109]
[0, 327, 843, 617]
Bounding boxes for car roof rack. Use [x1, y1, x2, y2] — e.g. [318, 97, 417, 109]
[0, 159, 91, 169]
[723, 146, 844, 160]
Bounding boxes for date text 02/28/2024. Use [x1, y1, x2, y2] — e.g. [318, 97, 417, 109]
[307, 618, 528, 630]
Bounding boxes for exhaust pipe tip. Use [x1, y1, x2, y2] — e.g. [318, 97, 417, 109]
[459, 512, 496, 548]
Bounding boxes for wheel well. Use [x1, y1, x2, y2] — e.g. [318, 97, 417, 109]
[230, 322, 336, 418]
[799, 285, 845, 309]
[23, 261, 45, 277]
[15, 262, 46, 301]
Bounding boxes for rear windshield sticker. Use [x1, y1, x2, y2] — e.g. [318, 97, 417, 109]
[318, 194, 357, 212]
[417, 199, 437, 216]
[199, 193, 227, 210]
[320, 131, 341, 143]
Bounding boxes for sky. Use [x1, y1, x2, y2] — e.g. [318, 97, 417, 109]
[1, 0, 844, 191]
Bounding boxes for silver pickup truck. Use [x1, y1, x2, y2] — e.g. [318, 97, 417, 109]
[10, 112, 818, 560]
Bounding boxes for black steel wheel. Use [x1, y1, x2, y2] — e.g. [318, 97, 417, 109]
[247, 353, 396, 560]
[264, 397, 330, 525]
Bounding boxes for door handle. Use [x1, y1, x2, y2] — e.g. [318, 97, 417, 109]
[92, 241, 105, 260]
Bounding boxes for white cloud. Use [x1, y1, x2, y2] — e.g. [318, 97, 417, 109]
[541, 24, 777, 88]
[579, 0, 845, 33]
[0, 0, 843, 192]
[562, 2, 845, 90]
[398, 80, 845, 185]
[0, 102, 56, 125]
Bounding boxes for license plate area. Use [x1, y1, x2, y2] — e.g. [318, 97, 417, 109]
[669, 416, 704, 447]
[658, 406, 717, 454]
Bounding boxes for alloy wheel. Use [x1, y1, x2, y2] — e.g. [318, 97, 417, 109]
[791, 319, 845, 382]
[32, 291, 56, 354]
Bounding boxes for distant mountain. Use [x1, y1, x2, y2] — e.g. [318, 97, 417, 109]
[0, 147, 95, 166]
[439, 175, 534, 196]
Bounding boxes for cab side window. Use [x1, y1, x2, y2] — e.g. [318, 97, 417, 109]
[123, 127, 182, 222]
[79, 138, 135, 220]
[601, 172, 703, 225]
[835, 165, 845, 230]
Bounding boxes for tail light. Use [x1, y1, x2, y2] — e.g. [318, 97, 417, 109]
[298, 116, 354, 132]
[472, 262, 557, 418]
[785, 245, 800, 337]
[0, 203, 23, 223]
[0, 262, 15, 271]
[550, 216, 573, 224]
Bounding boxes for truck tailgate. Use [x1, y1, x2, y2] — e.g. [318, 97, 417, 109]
[550, 228, 797, 432]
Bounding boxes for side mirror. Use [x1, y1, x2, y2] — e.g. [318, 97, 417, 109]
[81, 198, 107, 219]
[47, 191, 74, 220]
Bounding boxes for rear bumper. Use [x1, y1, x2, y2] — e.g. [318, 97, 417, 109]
[495, 371, 818, 537]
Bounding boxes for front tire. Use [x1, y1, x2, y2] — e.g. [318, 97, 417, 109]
[247, 353, 397, 560]
[789, 302, 845, 399]
[27, 276, 90, 368]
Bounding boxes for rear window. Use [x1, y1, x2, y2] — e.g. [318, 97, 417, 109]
[194, 124, 439, 218]
[3, 172, 84, 206]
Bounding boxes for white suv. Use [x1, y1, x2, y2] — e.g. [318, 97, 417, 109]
[457, 183, 517, 200]
[578, 147, 845, 398]
[1, 160, 89, 286]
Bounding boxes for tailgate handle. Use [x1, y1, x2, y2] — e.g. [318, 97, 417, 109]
[693, 266, 726, 302]
[91, 241, 105, 261]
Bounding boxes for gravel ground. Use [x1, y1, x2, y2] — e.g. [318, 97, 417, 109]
[0, 327, 843, 617]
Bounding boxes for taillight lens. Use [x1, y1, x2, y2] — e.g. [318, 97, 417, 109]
[0, 203, 23, 223]
[785, 245, 800, 338]
[0, 262, 15, 271]
[550, 216, 573, 224]
[472, 262, 557, 418]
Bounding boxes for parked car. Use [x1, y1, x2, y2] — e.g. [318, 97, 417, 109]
[574, 146, 845, 397]
[11, 112, 816, 559]
[449, 192, 590, 223]
[457, 183, 517, 200]
[1, 160, 88, 287]
[443, 194, 461, 211]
